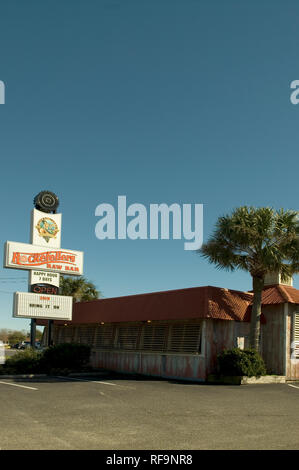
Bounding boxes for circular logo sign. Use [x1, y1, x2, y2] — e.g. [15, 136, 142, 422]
[33, 191, 59, 213]
[36, 217, 59, 243]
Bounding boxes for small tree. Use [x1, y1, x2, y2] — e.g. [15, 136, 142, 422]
[8, 330, 27, 345]
[199, 206, 299, 350]
[0, 329, 9, 343]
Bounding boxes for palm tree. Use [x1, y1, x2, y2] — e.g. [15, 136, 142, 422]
[199, 206, 299, 350]
[60, 276, 100, 302]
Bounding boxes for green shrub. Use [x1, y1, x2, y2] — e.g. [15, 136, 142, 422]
[217, 348, 267, 377]
[39, 343, 91, 373]
[4, 348, 42, 374]
[0, 343, 91, 375]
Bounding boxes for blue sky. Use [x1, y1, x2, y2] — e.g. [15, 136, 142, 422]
[0, 0, 299, 331]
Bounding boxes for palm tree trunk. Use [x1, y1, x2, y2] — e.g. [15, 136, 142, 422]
[249, 276, 264, 351]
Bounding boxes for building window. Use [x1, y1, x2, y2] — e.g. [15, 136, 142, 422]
[94, 325, 115, 349]
[59, 326, 76, 343]
[77, 325, 94, 346]
[55, 321, 202, 355]
[167, 323, 201, 354]
[139, 324, 168, 352]
[115, 324, 141, 350]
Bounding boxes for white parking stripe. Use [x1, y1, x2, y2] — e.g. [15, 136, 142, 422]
[0, 381, 38, 391]
[288, 384, 299, 390]
[55, 376, 117, 386]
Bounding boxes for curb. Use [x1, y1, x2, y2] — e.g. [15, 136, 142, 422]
[0, 371, 109, 379]
[241, 375, 286, 384]
[207, 374, 286, 385]
[207, 375, 242, 385]
[68, 371, 109, 377]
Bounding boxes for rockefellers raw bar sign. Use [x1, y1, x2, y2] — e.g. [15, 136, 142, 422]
[3, 191, 84, 327]
[4, 241, 84, 275]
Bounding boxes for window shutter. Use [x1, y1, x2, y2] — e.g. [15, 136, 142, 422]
[293, 313, 299, 358]
[55, 321, 202, 355]
[116, 324, 141, 350]
[58, 326, 75, 343]
[140, 324, 168, 352]
[168, 323, 201, 354]
[77, 325, 94, 345]
[95, 325, 115, 349]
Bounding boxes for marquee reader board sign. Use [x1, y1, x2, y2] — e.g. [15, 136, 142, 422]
[13, 291, 73, 321]
[29, 270, 60, 295]
[30, 208, 62, 248]
[4, 241, 84, 275]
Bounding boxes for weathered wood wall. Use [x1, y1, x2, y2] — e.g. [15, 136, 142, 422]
[260, 304, 285, 375]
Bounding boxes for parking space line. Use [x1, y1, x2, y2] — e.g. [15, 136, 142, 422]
[55, 376, 118, 386]
[0, 381, 38, 391]
[287, 384, 299, 390]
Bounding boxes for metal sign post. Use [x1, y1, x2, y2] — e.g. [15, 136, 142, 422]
[29, 270, 60, 346]
[30, 319, 36, 348]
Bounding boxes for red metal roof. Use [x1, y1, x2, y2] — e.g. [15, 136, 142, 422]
[36, 283, 299, 327]
[49, 286, 253, 325]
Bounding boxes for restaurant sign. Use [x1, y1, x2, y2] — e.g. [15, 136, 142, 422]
[29, 270, 60, 295]
[13, 291, 73, 321]
[4, 241, 84, 275]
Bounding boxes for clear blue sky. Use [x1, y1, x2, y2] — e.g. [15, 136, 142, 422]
[0, 0, 299, 330]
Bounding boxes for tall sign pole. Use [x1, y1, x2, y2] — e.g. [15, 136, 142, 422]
[3, 191, 84, 348]
[31, 191, 60, 347]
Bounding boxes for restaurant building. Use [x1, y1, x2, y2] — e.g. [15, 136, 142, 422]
[40, 273, 299, 381]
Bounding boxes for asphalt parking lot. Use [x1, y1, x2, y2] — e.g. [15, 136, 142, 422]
[0, 373, 299, 450]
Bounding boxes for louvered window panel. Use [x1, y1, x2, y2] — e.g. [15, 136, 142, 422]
[168, 324, 201, 354]
[77, 326, 95, 346]
[59, 327, 75, 344]
[57, 327, 65, 344]
[293, 313, 299, 358]
[140, 324, 168, 352]
[116, 325, 141, 350]
[53, 326, 61, 344]
[95, 325, 115, 349]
